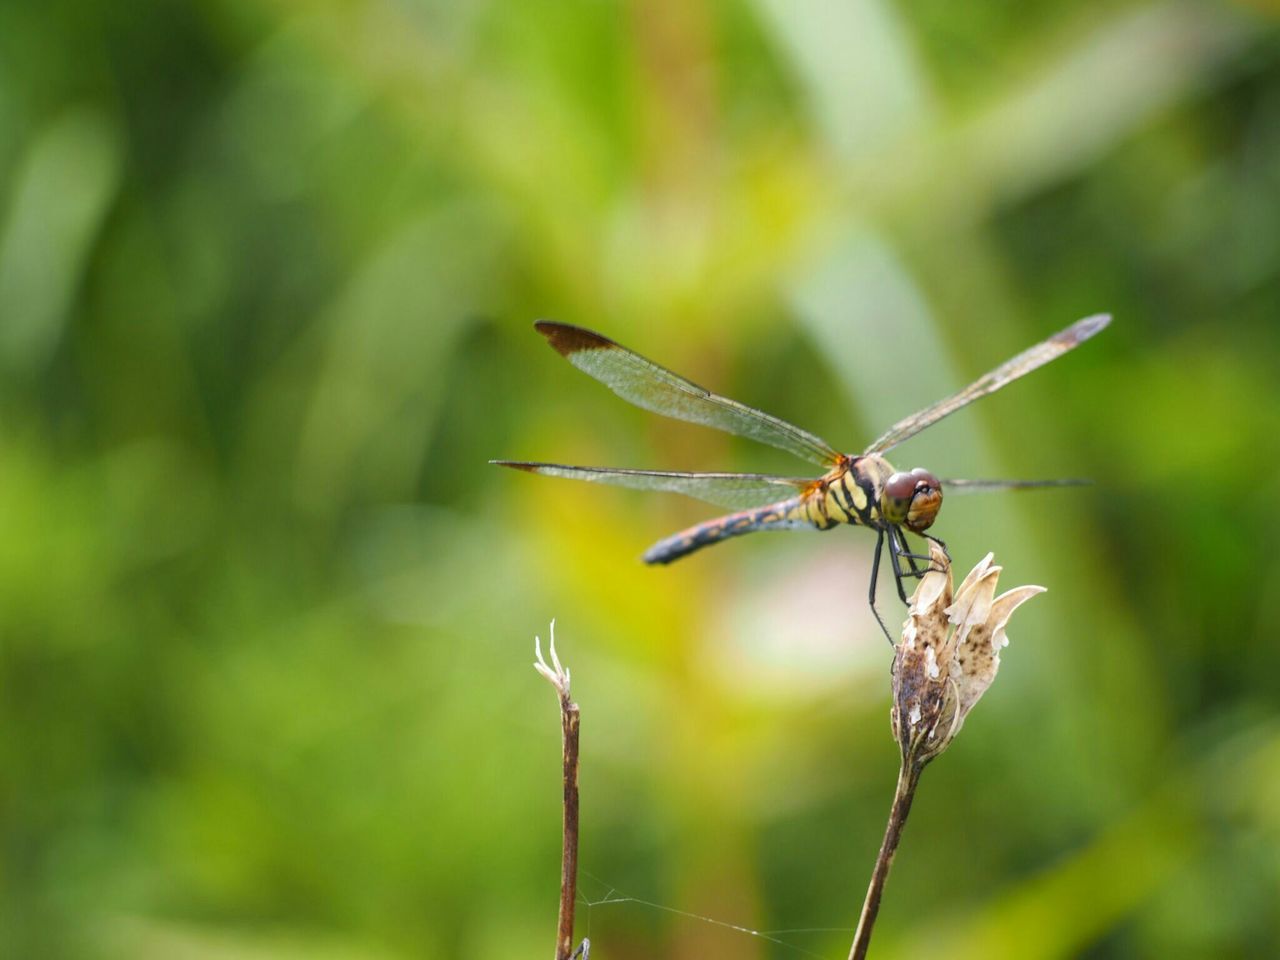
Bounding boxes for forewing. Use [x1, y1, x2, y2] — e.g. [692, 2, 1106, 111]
[942, 477, 1092, 493]
[864, 314, 1110, 455]
[492, 461, 811, 510]
[536, 321, 841, 467]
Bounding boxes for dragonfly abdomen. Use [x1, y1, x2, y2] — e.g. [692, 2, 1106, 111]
[642, 457, 892, 565]
[642, 499, 814, 565]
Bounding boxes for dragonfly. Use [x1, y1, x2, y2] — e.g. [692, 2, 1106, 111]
[493, 314, 1110, 637]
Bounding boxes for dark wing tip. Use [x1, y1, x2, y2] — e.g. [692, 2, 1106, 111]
[1055, 313, 1111, 345]
[534, 319, 617, 356]
[490, 459, 538, 472]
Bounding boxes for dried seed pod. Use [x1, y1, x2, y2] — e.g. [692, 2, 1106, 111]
[891, 542, 1044, 767]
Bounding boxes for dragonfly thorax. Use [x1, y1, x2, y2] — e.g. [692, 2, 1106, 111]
[880, 467, 944, 533]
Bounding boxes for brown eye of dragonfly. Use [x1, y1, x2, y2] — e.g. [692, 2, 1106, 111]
[903, 468, 943, 532]
[884, 471, 919, 502]
[909, 467, 940, 492]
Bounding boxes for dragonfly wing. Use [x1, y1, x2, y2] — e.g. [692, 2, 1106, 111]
[942, 477, 1093, 493]
[492, 461, 811, 510]
[536, 321, 841, 467]
[864, 314, 1110, 455]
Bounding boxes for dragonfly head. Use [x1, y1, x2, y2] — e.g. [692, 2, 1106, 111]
[882, 468, 943, 533]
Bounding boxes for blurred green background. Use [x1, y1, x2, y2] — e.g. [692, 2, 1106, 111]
[3, 0, 1280, 957]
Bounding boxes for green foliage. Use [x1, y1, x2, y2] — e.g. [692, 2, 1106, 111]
[1, 1, 1279, 956]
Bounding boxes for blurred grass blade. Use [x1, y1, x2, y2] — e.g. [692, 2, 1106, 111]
[0, 108, 121, 371]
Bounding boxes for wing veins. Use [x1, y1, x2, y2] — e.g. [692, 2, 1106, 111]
[864, 314, 1110, 455]
[491, 461, 811, 510]
[942, 477, 1093, 493]
[537, 321, 840, 466]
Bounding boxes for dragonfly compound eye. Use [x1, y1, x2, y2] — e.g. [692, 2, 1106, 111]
[904, 469, 943, 533]
[881, 471, 918, 524]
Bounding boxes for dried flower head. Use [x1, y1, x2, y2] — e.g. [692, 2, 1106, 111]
[892, 542, 1045, 767]
[534, 619, 572, 701]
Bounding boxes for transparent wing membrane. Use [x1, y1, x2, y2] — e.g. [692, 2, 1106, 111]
[942, 477, 1093, 493]
[864, 314, 1111, 455]
[491, 461, 810, 510]
[536, 321, 841, 467]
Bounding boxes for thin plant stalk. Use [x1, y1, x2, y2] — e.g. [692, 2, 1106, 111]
[848, 760, 923, 960]
[555, 685, 581, 960]
[535, 624, 586, 960]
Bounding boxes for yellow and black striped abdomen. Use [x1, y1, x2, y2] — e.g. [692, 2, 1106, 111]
[642, 497, 813, 564]
[642, 455, 896, 565]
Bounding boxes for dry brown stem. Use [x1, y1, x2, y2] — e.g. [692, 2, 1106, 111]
[535, 624, 584, 960]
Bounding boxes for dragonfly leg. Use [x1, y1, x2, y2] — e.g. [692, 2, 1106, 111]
[887, 531, 913, 605]
[895, 527, 925, 576]
[893, 526, 939, 567]
[868, 529, 892, 644]
[895, 528, 948, 575]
